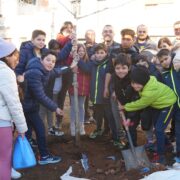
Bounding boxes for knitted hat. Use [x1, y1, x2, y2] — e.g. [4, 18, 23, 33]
[0, 38, 16, 59]
[130, 65, 150, 86]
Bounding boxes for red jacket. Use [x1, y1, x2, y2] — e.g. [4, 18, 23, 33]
[56, 33, 70, 48]
[69, 67, 90, 97]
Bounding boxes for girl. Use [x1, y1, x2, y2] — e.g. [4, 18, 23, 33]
[0, 39, 27, 180]
[69, 44, 90, 136]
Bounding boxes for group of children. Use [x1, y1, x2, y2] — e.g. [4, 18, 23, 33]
[1, 21, 180, 180]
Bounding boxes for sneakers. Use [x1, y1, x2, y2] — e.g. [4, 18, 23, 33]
[173, 157, 180, 169]
[113, 140, 126, 149]
[48, 127, 64, 136]
[28, 138, 38, 148]
[38, 154, 62, 165]
[89, 129, 103, 139]
[11, 168, 22, 179]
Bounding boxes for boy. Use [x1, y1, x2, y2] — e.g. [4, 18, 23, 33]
[23, 50, 71, 165]
[111, 53, 140, 147]
[78, 43, 117, 141]
[120, 65, 176, 164]
[157, 49, 180, 164]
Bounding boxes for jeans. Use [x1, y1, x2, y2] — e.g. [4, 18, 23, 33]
[0, 127, 12, 180]
[110, 98, 123, 138]
[173, 103, 180, 154]
[154, 105, 174, 155]
[39, 105, 54, 129]
[25, 111, 49, 157]
[93, 103, 118, 140]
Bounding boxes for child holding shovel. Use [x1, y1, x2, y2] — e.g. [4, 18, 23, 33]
[111, 53, 140, 147]
[119, 65, 177, 164]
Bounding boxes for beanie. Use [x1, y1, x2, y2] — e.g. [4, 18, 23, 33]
[0, 38, 16, 59]
[130, 65, 150, 86]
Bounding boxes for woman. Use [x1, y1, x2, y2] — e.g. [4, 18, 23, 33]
[0, 39, 28, 180]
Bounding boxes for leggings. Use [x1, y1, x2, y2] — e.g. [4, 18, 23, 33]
[0, 127, 12, 180]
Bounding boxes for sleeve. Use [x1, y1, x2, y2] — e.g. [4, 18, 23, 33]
[78, 60, 92, 73]
[124, 93, 156, 111]
[27, 72, 58, 111]
[0, 70, 27, 133]
[57, 41, 72, 62]
[15, 49, 28, 75]
[50, 66, 70, 78]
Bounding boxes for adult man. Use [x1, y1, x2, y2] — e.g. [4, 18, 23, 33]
[135, 24, 157, 52]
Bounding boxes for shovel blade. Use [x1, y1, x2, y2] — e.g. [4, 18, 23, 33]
[122, 145, 150, 171]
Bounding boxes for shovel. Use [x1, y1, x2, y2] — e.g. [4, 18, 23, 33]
[120, 111, 151, 171]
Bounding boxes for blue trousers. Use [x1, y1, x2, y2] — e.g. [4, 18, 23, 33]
[154, 105, 174, 155]
[173, 103, 180, 155]
[25, 111, 49, 157]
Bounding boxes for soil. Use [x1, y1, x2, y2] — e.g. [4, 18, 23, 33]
[18, 99, 167, 180]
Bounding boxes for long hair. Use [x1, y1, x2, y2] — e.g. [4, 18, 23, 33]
[77, 44, 89, 62]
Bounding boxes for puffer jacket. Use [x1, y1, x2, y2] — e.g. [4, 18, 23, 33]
[125, 76, 177, 111]
[15, 41, 48, 75]
[0, 61, 27, 133]
[23, 58, 69, 112]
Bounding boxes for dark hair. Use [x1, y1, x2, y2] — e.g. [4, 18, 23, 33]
[31, 30, 46, 39]
[41, 50, 57, 60]
[60, 21, 73, 34]
[48, 39, 61, 50]
[157, 49, 170, 58]
[121, 28, 135, 38]
[135, 54, 148, 63]
[114, 53, 132, 68]
[158, 37, 172, 48]
[94, 43, 107, 53]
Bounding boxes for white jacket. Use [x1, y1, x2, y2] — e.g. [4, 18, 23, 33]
[0, 61, 27, 133]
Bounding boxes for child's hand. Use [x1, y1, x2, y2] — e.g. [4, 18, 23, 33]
[71, 65, 79, 73]
[173, 62, 180, 71]
[122, 119, 131, 127]
[103, 87, 109, 98]
[118, 104, 125, 111]
[56, 108, 63, 116]
[17, 75, 24, 83]
[111, 91, 116, 101]
[18, 133, 25, 139]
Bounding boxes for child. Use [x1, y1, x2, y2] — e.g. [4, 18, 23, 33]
[23, 50, 70, 165]
[0, 39, 27, 180]
[112, 53, 140, 147]
[157, 49, 180, 164]
[120, 65, 176, 164]
[15, 29, 48, 81]
[68, 44, 90, 136]
[136, 54, 163, 150]
[39, 39, 64, 136]
[78, 43, 116, 140]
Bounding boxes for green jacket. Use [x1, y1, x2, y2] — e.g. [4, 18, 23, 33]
[125, 76, 177, 111]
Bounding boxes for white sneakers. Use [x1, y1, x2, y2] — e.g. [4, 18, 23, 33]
[70, 122, 85, 136]
[11, 168, 22, 179]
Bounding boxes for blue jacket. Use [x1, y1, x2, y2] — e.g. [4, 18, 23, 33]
[78, 58, 109, 104]
[162, 68, 180, 108]
[15, 40, 72, 75]
[23, 58, 69, 112]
